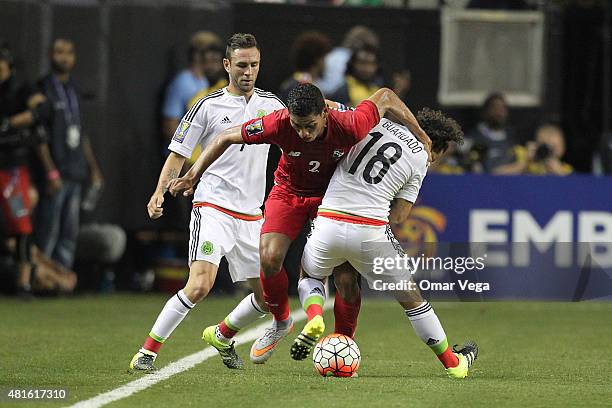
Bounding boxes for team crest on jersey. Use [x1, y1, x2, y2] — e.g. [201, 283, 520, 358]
[172, 120, 191, 143]
[245, 119, 264, 137]
[256, 109, 267, 118]
[201, 241, 214, 256]
[332, 150, 345, 159]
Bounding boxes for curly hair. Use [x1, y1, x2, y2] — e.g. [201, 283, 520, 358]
[287, 83, 325, 117]
[416, 107, 464, 153]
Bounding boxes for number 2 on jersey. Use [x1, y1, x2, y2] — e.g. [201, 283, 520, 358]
[348, 132, 402, 184]
[309, 161, 321, 173]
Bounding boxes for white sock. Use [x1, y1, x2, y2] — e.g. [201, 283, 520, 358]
[149, 290, 195, 341]
[224, 293, 267, 332]
[405, 301, 448, 353]
[297, 277, 326, 310]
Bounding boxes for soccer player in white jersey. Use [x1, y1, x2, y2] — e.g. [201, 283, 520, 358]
[293, 109, 479, 379]
[129, 34, 286, 371]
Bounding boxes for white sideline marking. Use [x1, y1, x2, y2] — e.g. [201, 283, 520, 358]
[66, 302, 331, 408]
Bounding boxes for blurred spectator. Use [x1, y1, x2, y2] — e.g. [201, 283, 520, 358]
[278, 31, 332, 103]
[1, 238, 77, 295]
[34, 38, 104, 271]
[391, 69, 411, 104]
[330, 45, 382, 106]
[494, 124, 573, 176]
[463, 92, 516, 173]
[161, 31, 222, 144]
[187, 44, 228, 109]
[181, 44, 229, 168]
[319, 25, 380, 95]
[0, 42, 52, 298]
[75, 223, 126, 292]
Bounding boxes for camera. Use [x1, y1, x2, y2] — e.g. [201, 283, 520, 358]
[534, 143, 553, 161]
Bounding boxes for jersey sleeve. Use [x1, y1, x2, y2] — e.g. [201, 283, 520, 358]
[394, 154, 428, 204]
[241, 110, 282, 145]
[167, 101, 208, 158]
[338, 100, 380, 144]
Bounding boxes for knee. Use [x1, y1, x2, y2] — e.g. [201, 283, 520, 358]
[185, 285, 211, 303]
[259, 246, 285, 275]
[184, 268, 215, 303]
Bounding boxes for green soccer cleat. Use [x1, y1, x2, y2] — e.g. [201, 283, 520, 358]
[129, 348, 158, 372]
[290, 315, 326, 361]
[202, 325, 244, 370]
[446, 341, 479, 379]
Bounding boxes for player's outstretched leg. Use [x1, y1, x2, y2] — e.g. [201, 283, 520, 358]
[129, 289, 195, 372]
[129, 261, 216, 372]
[403, 299, 479, 379]
[202, 291, 267, 369]
[291, 277, 326, 360]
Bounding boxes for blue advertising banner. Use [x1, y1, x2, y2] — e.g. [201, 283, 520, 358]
[382, 175, 612, 301]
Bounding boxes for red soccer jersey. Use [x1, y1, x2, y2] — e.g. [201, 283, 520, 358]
[241, 100, 380, 196]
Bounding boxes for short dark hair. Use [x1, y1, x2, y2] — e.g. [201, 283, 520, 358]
[50, 38, 75, 53]
[287, 83, 325, 117]
[291, 31, 331, 72]
[225, 33, 259, 59]
[416, 108, 464, 154]
[482, 91, 506, 111]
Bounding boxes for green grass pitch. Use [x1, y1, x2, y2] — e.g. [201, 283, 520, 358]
[2, 294, 611, 407]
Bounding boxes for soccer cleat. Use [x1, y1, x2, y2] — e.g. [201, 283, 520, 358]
[202, 325, 244, 370]
[446, 341, 479, 379]
[290, 315, 326, 361]
[129, 348, 158, 372]
[250, 317, 294, 364]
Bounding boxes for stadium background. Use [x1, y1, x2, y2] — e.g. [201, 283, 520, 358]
[2, 0, 608, 230]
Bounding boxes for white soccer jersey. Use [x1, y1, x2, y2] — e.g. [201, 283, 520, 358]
[168, 88, 285, 216]
[320, 118, 429, 222]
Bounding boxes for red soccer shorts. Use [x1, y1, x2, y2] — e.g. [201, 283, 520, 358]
[0, 166, 33, 235]
[261, 186, 322, 241]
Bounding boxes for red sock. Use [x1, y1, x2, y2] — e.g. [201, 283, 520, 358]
[218, 320, 238, 339]
[437, 346, 460, 368]
[306, 304, 323, 321]
[333, 291, 361, 338]
[143, 336, 163, 354]
[260, 268, 290, 321]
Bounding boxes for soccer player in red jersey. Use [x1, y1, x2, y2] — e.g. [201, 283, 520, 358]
[169, 83, 431, 362]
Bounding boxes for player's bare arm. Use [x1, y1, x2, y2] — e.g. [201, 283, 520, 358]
[389, 198, 414, 225]
[167, 125, 244, 197]
[367, 88, 433, 159]
[146, 151, 185, 219]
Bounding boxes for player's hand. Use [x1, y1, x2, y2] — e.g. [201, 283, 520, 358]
[147, 192, 164, 219]
[167, 175, 196, 197]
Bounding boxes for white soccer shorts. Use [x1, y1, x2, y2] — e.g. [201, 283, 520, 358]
[188, 205, 262, 282]
[301, 216, 413, 288]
